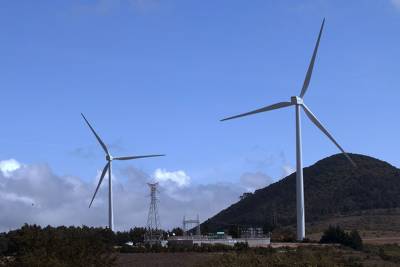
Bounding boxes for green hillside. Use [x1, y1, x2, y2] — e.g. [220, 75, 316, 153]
[202, 154, 400, 233]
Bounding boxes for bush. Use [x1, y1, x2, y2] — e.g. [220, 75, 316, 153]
[320, 226, 363, 250]
[348, 230, 363, 250]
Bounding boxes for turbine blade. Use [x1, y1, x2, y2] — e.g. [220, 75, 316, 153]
[81, 113, 109, 156]
[301, 104, 356, 167]
[89, 163, 109, 208]
[300, 18, 325, 98]
[114, 154, 166, 160]
[221, 102, 293, 122]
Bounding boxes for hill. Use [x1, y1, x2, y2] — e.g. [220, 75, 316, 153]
[201, 154, 400, 234]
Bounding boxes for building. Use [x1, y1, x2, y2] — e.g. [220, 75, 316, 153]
[168, 231, 270, 248]
[241, 227, 265, 238]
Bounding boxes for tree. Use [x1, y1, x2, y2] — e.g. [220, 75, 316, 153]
[129, 227, 147, 244]
[4, 224, 116, 266]
[115, 231, 130, 245]
[228, 225, 240, 238]
[171, 227, 184, 236]
[0, 233, 8, 256]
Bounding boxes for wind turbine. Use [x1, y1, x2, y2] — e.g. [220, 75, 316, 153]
[81, 113, 165, 231]
[220, 19, 356, 241]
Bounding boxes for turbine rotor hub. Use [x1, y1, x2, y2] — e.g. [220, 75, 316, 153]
[291, 96, 303, 105]
[106, 155, 113, 161]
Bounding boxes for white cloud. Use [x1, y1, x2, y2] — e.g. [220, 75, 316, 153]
[282, 164, 295, 177]
[391, 0, 400, 9]
[0, 192, 35, 206]
[0, 159, 21, 177]
[0, 158, 288, 232]
[0, 159, 243, 232]
[240, 171, 274, 192]
[153, 169, 191, 188]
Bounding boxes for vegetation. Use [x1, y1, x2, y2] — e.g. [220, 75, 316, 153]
[0, 224, 253, 266]
[320, 225, 363, 250]
[1, 224, 400, 266]
[195, 244, 400, 267]
[0, 224, 116, 267]
[202, 153, 400, 233]
[1, 153, 400, 266]
[114, 227, 147, 245]
[170, 227, 184, 236]
[196, 246, 364, 267]
[0, 224, 183, 266]
[115, 244, 400, 267]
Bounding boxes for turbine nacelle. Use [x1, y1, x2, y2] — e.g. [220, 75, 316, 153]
[291, 96, 303, 105]
[106, 155, 113, 161]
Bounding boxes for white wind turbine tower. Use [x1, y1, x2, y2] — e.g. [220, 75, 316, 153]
[81, 113, 165, 231]
[221, 19, 356, 241]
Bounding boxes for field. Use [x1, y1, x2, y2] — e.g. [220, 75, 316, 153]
[2, 220, 400, 266]
[117, 253, 218, 267]
[116, 243, 400, 267]
[116, 212, 400, 267]
[305, 208, 400, 245]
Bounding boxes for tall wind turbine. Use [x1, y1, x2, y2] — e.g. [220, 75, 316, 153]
[81, 113, 165, 231]
[220, 19, 356, 241]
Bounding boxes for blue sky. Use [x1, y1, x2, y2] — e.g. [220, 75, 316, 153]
[1, 1, 400, 191]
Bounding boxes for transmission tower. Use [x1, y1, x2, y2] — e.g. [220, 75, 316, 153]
[146, 183, 161, 240]
[183, 214, 201, 237]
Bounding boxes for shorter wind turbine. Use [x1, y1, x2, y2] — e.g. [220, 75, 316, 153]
[81, 113, 165, 231]
[221, 19, 356, 241]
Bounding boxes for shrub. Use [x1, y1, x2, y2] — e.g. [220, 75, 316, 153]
[320, 226, 363, 250]
[347, 230, 363, 250]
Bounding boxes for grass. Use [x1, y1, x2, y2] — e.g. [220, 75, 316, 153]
[116, 244, 400, 267]
[195, 246, 364, 267]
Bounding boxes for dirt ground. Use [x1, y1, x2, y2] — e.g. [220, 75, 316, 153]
[307, 230, 400, 245]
